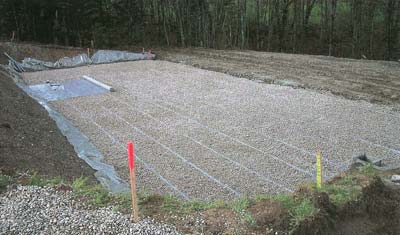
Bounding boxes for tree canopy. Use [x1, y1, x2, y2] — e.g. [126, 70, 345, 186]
[0, 0, 399, 60]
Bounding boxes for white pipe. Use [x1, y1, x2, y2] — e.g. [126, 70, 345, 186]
[82, 75, 115, 92]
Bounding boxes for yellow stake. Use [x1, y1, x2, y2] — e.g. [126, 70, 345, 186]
[316, 151, 323, 189]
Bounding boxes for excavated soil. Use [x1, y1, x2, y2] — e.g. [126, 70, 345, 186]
[0, 71, 94, 180]
[293, 177, 400, 235]
[0, 42, 86, 64]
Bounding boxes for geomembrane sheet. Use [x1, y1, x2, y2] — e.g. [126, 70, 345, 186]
[28, 79, 107, 102]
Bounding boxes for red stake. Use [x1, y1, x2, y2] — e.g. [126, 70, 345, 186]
[127, 141, 139, 222]
[128, 142, 135, 170]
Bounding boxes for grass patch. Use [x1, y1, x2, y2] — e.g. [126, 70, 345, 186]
[26, 172, 47, 186]
[0, 175, 13, 192]
[317, 175, 362, 207]
[0, 172, 64, 192]
[273, 193, 319, 229]
[359, 163, 378, 176]
[230, 197, 256, 226]
[161, 195, 181, 212]
[71, 177, 111, 207]
[230, 197, 252, 213]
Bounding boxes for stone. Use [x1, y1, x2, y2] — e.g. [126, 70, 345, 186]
[391, 175, 400, 183]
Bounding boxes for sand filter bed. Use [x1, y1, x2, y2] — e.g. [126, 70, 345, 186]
[22, 61, 400, 201]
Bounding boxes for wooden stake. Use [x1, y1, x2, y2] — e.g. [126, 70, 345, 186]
[128, 142, 139, 222]
[316, 150, 323, 189]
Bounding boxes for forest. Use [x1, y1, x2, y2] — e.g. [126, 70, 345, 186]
[0, 0, 399, 60]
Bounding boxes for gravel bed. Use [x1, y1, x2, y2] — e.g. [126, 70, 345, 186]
[0, 185, 181, 235]
[22, 61, 400, 200]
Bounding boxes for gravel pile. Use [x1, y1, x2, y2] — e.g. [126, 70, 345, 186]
[0, 185, 181, 235]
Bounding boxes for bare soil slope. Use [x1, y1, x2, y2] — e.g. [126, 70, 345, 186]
[0, 71, 94, 179]
[0, 42, 86, 64]
[159, 48, 400, 107]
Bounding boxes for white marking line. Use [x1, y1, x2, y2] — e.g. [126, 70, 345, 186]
[180, 101, 343, 172]
[258, 128, 349, 172]
[105, 95, 294, 192]
[299, 134, 349, 171]
[257, 132, 337, 179]
[100, 105, 242, 197]
[138, 88, 399, 170]
[65, 102, 118, 145]
[120, 92, 313, 177]
[357, 138, 400, 155]
[65, 102, 190, 200]
[257, 111, 398, 170]
[158, 96, 344, 176]
[117, 88, 353, 178]
[342, 138, 400, 165]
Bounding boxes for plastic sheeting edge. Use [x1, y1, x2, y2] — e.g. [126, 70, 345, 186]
[13, 76, 129, 193]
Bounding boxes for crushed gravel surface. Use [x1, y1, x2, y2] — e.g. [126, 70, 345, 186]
[22, 61, 400, 200]
[0, 185, 181, 235]
[159, 48, 400, 107]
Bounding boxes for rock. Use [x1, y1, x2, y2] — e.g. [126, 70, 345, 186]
[391, 175, 400, 183]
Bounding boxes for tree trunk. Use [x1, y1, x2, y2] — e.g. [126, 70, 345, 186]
[328, 0, 337, 56]
[162, 2, 170, 46]
[256, 0, 260, 50]
[239, 0, 246, 49]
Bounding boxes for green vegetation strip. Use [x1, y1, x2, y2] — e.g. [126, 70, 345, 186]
[0, 165, 379, 231]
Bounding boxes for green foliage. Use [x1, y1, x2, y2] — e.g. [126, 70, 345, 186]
[26, 173, 65, 187]
[71, 177, 111, 207]
[0, 175, 13, 192]
[27, 172, 47, 187]
[273, 193, 318, 229]
[71, 176, 88, 191]
[242, 211, 257, 227]
[230, 197, 256, 226]
[161, 195, 181, 212]
[1, 0, 398, 60]
[113, 192, 132, 212]
[318, 176, 362, 207]
[159, 196, 226, 214]
[182, 200, 211, 212]
[46, 176, 65, 186]
[289, 199, 318, 227]
[230, 197, 252, 214]
[359, 163, 378, 176]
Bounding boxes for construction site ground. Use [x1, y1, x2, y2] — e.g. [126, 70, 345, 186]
[159, 48, 400, 108]
[22, 58, 400, 201]
[1, 42, 400, 234]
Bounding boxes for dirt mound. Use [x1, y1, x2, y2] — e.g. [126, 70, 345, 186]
[293, 177, 400, 235]
[249, 199, 289, 233]
[0, 42, 86, 64]
[0, 71, 94, 180]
